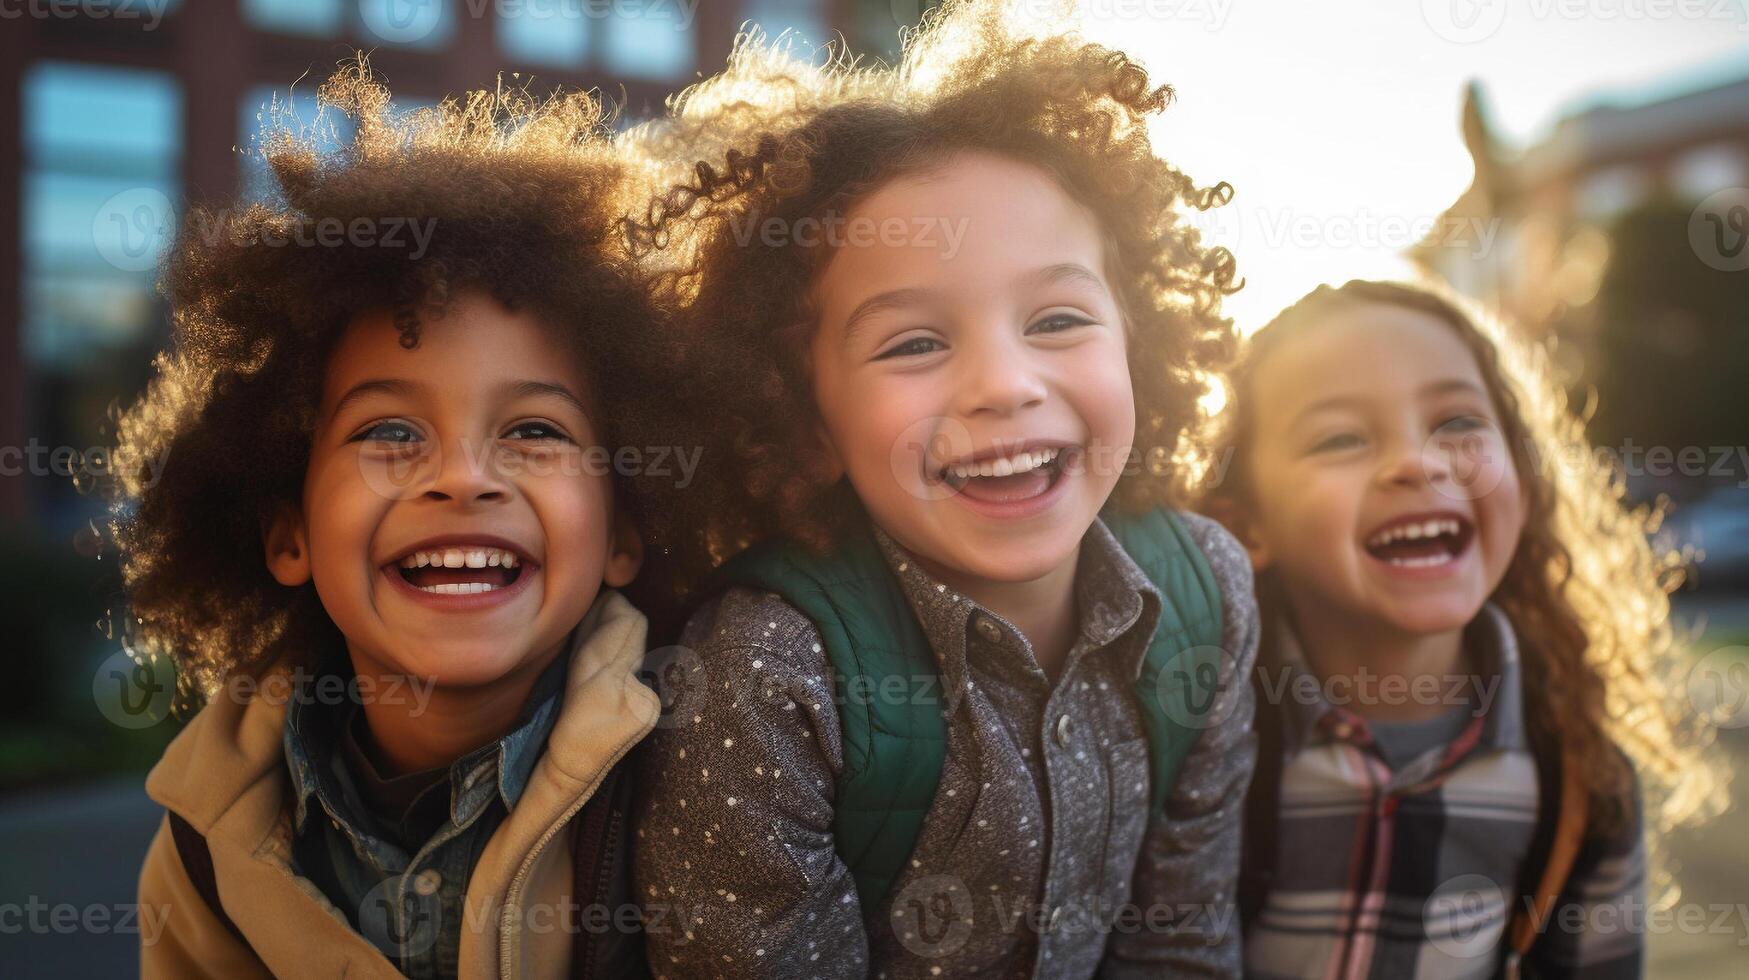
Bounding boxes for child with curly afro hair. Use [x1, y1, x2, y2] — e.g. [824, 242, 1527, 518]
[626, 2, 1260, 976]
[119, 62, 677, 978]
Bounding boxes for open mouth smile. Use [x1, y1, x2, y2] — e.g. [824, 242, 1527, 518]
[929, 442, 1079, 518]
[379, 536, 539, 609]
[1362, 512, 1475, 572]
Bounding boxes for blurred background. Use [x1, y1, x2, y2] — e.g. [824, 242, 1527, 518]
[1, 0, 1746, 974]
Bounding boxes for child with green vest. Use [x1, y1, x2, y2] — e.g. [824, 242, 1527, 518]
[625, 2, 1260, 976]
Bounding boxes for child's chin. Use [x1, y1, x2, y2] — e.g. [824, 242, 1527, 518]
[1376, 595, 1485, 636]
[381, 644, 528, 688]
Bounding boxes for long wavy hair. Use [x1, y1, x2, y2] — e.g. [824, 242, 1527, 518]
[1202, 279, 1725, 873]
[623, 0, 1241, 596]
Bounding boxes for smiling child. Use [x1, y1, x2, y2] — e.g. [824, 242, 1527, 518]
[119, 66, 670, 979]
[624, 3, 1260, 976]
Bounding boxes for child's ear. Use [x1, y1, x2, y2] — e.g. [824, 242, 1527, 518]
[1203, 495, 1272, 572]
[602, 514, 644, 589]
[262, 502, 313, 586]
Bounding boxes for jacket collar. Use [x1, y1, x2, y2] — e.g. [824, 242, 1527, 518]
[143, 589, 658, 980]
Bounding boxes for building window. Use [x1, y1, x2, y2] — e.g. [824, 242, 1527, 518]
[355, 0, 456, 50]
[22, 63, 182, 370]
[242, 0, 344, 35]
[600, 0, 696, 79]
[744, 0, 827, 44]
[500, 0, 593, 67]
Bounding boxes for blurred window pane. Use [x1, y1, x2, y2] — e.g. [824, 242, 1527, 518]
[242, 0, 344, 35]
[355, 0, 456, 50]
[744, 0, 827, 44]
[601, 0, 696, 79]
[500, 0, 592, 66]
[22, 63, 182, 370]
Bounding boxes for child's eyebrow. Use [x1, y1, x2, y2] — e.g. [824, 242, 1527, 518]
[499, 379, 592, 418]
[1024, 262, 1106, 291]
[326, 378, 590, 421]
[1420, 378, 1488, 400]
[328, 378, 422, 420]
[842, 287, 936, 344]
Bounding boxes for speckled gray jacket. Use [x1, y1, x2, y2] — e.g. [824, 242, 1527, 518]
[633, 513, 1259, 979]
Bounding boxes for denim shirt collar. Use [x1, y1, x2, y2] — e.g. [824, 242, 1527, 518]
[284, 629, 573, 842]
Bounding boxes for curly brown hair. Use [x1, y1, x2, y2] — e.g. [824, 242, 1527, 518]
[625, 0, 1240, 591]
[106, 62, 678, 699]
[1201, 279, 1725, 870]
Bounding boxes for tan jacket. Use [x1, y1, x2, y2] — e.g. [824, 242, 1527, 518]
[138, 591, 659, 980]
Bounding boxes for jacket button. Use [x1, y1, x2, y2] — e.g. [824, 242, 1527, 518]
[412, 869, 443, 896]
[1054, 713, 1073, 748]
[1045, 904, 1064, 933]
[975, 617, 1001, 643]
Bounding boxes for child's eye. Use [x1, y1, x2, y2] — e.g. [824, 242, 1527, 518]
[504, 421, 572, 442]
[1436, 414, 1490, 433]
[352, 419, 421, 444]
[1027, 313, 1094, 334]
[874, 336, 945, 360]
[1310, 432, 1363, 454]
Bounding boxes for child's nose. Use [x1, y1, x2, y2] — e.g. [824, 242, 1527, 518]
[423, 434, 512, 503]
[954, 344, 1047, 418]
[1377, 436, 1453, 489]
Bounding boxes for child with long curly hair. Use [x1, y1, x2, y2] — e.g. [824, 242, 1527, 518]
[624, 1, 1259, 975]
[1202, 279, 1724, 979]
[117, 64, 677, 978]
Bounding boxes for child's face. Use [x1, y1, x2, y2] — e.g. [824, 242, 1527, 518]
[1236, 302, 1525, 635]
[808, 151, 1135, 587]
[268, 292, 641, 686]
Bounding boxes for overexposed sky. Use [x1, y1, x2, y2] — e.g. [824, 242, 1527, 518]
[1058, 0, 1749, 330]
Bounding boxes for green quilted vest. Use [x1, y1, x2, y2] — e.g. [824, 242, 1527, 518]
[711, 507, 1225, 911]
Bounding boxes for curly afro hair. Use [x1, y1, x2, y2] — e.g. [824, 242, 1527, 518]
[107, 62, 677, 697]
[627, 0, 1242, 593]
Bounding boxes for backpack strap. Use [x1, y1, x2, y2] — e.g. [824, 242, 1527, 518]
[710, 519, 944, 912]
[1236, 665, 1283, 930]
[1502, 745, 1588, 979]
[1104, 509, 1226, 813]
[165, 811, 249, 947]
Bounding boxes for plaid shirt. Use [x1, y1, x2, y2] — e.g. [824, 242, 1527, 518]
[1242, 604, 1645, 980]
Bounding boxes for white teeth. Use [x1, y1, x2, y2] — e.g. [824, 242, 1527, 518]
[1385, 552, 1454, 568]
[395, 546, 524, 569]
[946, 447, 1061, 481]
[415, 581, 502, 595]
[1365, 518, 1465, 549]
